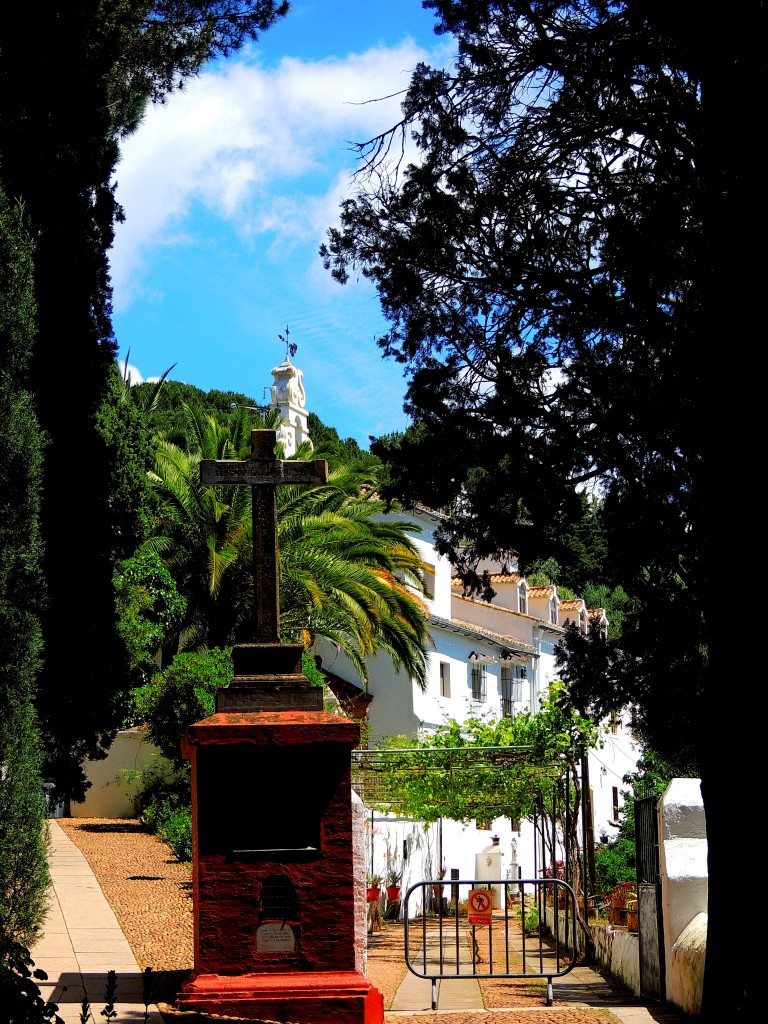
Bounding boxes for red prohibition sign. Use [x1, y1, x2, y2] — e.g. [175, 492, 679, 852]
[469, 891, 491, 913]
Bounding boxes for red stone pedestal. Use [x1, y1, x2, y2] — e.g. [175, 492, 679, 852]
[176, 969, 384, 1023]
[177, 707, 383, 1024]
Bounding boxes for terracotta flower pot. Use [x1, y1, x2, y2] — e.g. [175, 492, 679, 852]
[386, 885, 401, 901]
[366, 886, 381, 902]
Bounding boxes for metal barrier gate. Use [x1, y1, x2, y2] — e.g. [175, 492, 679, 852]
[402, 877, 578, 1008]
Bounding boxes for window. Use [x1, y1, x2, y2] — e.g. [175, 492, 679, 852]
[580, 609, 587, 634]
[439, 661, 451, 698]
[501, 665, 526, 717]
[609, 709, 619, 734]
[549, 597, 558, 624]
[470, 662, 487, 702]
[611, 786, 620, 825]
[501, 665, 513, 717]
[517, 584, 527, 614]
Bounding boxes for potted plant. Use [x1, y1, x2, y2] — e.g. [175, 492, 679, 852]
[432, 866, 446, 898]
[366, 874, 382, 902]
[544, 860, 565, 907]
[383, 842, 404, 901]
[607, 882, 637, 926]
[385, 863, 403, 901]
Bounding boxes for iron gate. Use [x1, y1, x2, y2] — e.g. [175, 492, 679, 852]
[402, 877, 578, 1008]
[635, 793, 665, 1001]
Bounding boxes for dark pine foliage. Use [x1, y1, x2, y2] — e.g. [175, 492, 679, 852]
[322, 2, 763, 1017]
[0, 2, 290, 810]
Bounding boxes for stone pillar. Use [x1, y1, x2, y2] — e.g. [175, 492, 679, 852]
[657, 778, 707, 1016]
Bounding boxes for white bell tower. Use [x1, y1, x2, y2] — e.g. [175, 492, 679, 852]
[269, 342, 312, 458]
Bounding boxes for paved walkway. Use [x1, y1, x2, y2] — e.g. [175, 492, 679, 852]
[30, 821, 165, 1023]
[390, 924, 484, 1013]
[31, 821, 688, 1024]
[388, 963, 687, 1022]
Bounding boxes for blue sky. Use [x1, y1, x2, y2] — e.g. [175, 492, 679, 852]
[112, 1, 452, 448]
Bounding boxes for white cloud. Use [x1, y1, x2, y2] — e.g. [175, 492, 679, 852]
[116, 360, 143, 385]
[111, 40, 438, 310]
[116, 360, 167, 387]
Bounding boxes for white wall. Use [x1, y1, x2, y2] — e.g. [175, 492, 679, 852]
[375, 506, 453, 621]
[72, 729, 175, 818]
[588, 719, 642, 845]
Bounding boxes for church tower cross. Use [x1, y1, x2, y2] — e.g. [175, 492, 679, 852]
[200, 429, 328, 643]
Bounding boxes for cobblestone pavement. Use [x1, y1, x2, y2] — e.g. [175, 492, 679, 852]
[54, 819, 685, 1024]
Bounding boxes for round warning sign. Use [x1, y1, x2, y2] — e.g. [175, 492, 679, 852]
[468, 888, 493, 925]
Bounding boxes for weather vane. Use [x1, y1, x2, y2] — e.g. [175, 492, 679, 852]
[279, 325, 297, 361]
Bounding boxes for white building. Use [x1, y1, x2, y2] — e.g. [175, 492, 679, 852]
[315, 505, 641, 898]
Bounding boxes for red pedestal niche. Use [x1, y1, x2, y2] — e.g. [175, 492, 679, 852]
[178, 709, 383, 1024]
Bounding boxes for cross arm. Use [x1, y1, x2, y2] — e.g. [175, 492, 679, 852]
[201, 428, 328, 487]
[200, 459, 328, 486]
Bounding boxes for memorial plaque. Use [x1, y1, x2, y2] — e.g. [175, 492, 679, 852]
[256, 922, 296, 952]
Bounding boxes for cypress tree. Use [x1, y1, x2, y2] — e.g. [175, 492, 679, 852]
[0, 186, 49, 953]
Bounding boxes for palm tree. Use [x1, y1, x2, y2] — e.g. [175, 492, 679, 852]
[143, 405, 263, 656]
[278, 475, 429, 687]
[144, 403, 429, 685]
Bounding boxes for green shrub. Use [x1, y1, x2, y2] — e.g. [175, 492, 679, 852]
[132, 648, 233, 768]
[0, 699, 50, 954]
[127, 762, 192, 862]
[141, 790, 192, 863]
[593, 835, 636, 893]
[524, 904, 540, 933]
[114, 551, 187, 692]
[445, 898, 468, 918]
[155, 803, 192, 863]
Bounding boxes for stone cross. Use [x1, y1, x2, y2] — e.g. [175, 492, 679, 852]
[200, 429, 328, 644]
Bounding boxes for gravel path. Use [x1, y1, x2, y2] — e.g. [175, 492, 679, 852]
[55, 818, 622, 1024]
